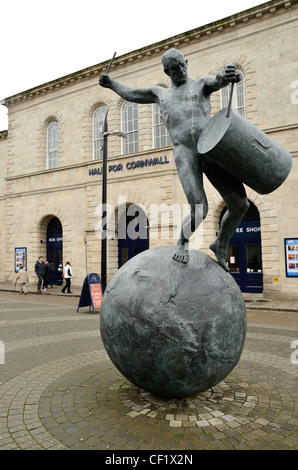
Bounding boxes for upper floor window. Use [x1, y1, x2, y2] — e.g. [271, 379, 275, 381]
[152, 103, 172, 148]
[47, 121, 59, 169]
[93, 105, 108, 160]
[220, 71, 245, 116]
[121, 101, 138, 154]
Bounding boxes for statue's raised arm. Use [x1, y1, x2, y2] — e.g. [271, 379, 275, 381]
[204, 63, 242, 93]
[99, 74, 158, 104]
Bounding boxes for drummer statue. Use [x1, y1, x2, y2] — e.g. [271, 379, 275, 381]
[99, 48, 247, 271]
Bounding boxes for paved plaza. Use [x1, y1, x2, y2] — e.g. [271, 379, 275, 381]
[0, 288, 298, 451]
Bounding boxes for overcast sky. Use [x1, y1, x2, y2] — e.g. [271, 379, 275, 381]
[0, 0, 264, 130]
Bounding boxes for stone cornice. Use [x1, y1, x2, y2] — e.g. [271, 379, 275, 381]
[2, 0, 296, 108]
[0, 130, 8, 139]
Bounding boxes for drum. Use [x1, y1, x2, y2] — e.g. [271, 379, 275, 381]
[197, 108, 292, 194]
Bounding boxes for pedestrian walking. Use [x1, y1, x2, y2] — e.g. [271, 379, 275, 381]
[47, 261, 54, 288]
[16, 265, 29, 295]
[34, 256, 45, 293]
[42, 261, 53, 290]
[61, 261, 74, 294]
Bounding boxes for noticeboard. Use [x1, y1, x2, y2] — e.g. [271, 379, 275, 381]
[15, 247, 27, 273]
[285, 239, 298, 277]
[77, 273, 103, 313]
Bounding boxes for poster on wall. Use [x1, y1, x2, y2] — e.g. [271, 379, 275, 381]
[285, 239, 298, 277]
[15, 247, 27, 273]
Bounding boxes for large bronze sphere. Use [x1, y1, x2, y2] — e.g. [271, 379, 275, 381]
[100, 246, 246, 398]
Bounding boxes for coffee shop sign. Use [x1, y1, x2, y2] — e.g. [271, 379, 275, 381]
[89, 155, 169, 176]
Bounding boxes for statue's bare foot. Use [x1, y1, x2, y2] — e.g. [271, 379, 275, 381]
[173, 243, 189, 264]
[209, 241, 230, 272]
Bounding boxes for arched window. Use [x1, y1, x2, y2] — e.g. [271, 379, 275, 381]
[152, 103, 172, 148]
[46, 121, 59, 169]
[220, 71, 245, 116]
[121, 101, 138, 154]
[93, 106, 108, 160]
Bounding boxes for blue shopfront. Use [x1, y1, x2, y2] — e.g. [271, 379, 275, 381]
[118, 205, 149, 268]
[221, 203, 263, 293]
[46, 217, 63, 285]
[226, 218, 263, 293]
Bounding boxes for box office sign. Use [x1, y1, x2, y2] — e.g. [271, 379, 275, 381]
[285, 239, 298, 277]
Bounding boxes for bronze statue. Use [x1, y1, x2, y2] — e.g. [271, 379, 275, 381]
[99, 48, 291, 271]
[99, 50, 292, 398]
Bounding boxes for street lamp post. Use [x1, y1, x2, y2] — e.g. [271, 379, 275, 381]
[101, 109, 125, 292]
[101, 110, 108, 293]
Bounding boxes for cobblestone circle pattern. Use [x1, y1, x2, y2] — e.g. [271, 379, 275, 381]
[0, 295, 298, 450]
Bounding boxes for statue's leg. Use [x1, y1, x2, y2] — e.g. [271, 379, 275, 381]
[173, 147, 208, 264]
[203, 160, 249, 271]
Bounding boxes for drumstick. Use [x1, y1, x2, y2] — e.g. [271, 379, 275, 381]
[226, 81, 235, 118]
[106, 52, 116, 74]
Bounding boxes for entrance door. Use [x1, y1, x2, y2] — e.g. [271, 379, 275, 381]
[46, 217, 63, 285]
[118, 205, 149, 268]
[220, 202, 263, 293]
[226, 219, 263, 293]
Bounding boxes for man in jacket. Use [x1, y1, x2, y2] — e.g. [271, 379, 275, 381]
[34, 256, 45, 293]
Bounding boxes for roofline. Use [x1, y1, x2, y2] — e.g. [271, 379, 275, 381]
[0, 130, 8, 139]
[2, 0, 296, 107]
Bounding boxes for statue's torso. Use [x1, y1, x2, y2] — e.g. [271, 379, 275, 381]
[158, 78, 211, 148]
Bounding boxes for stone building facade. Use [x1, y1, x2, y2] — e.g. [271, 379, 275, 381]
[0, 0, 297, 299]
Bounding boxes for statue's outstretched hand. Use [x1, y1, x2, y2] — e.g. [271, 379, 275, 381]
[224, 63, 242, 83]
[99, 74, 112, 88]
